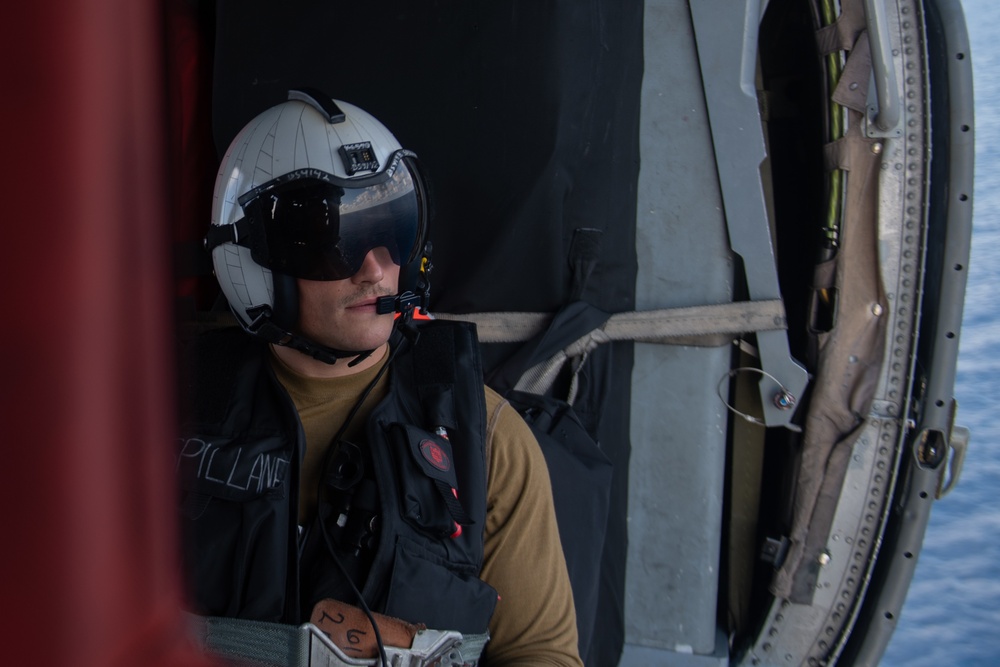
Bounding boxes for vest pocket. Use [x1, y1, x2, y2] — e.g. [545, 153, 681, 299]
[384, 537, 497, 635]
[388, 424, 468, 538]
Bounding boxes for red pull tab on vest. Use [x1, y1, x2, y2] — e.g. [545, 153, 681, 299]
[450, 487, 462, 538]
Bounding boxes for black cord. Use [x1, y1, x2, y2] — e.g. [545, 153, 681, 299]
[320, 523, 390, 667]
[313, 342, 403, 666]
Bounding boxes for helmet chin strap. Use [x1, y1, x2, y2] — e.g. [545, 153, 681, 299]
[242, 304, 376, 367]
[281, 307, 423, 368]
[281, 330, 377, 368]
[243, 256, 430, 367]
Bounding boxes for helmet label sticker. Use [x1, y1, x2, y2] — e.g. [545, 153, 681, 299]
[340, 141, 379, 175]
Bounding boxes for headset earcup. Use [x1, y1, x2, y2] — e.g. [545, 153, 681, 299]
[271, 272, 299, 331]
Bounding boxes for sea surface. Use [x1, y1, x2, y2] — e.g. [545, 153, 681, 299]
[881, 1, 1000, 665]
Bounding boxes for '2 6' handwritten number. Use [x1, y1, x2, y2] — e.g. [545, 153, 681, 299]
[318, 610, 368, 654]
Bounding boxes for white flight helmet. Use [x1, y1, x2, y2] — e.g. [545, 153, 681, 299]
[205, 89, 429, 364]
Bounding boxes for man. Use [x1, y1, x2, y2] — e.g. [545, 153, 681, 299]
[179, 89, 582, 666]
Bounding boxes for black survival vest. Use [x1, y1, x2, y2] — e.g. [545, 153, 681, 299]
[177, 321, 497, 635]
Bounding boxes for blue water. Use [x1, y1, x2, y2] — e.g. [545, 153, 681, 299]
[882, 1, 1000, 665]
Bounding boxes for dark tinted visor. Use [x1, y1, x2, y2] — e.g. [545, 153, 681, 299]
[237, 152, 423, 281]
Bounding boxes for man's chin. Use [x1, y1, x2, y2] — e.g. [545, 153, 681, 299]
[315, 328, 394, 356]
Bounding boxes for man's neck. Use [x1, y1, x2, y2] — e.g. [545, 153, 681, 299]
[270, 342, 390, 379]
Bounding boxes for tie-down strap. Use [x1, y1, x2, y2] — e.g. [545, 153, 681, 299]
[435, 299, 786, 345]
[435, 299, 787, 399]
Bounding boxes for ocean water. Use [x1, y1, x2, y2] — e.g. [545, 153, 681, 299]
[882, 1, 1000, 665]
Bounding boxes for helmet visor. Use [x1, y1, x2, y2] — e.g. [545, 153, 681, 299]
[238, 153, 423, 281]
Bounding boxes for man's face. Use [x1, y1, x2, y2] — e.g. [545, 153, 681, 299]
[295, 246, 400, 354]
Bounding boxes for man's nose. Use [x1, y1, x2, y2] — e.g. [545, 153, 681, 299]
[351, 247, 390, 283]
